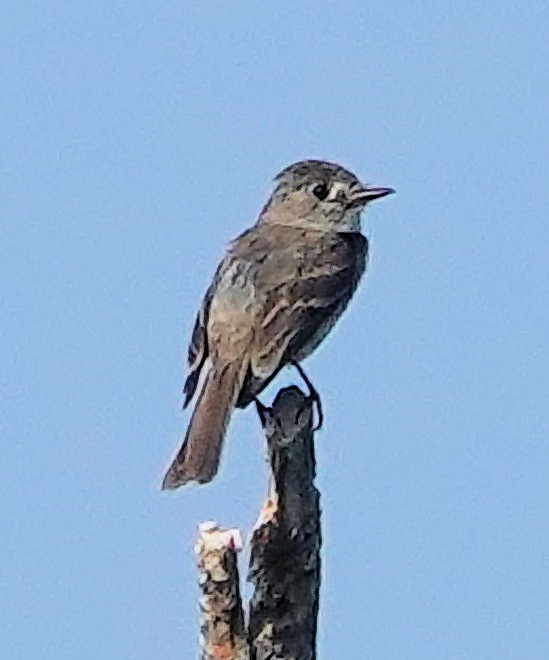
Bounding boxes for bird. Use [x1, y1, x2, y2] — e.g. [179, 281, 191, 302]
[161, 159, 394, 489]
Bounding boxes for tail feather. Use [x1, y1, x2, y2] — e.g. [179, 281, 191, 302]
[161, 361, 246, 489]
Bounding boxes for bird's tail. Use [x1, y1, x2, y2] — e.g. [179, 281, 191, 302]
[161, 360, 247, 489]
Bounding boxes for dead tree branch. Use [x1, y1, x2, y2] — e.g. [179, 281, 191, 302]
[196, 386, 321, 660]
[195, 523, 249, 660]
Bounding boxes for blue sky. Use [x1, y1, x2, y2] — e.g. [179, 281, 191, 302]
[1, 2, 548, 658]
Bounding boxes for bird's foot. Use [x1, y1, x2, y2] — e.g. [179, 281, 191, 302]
[292, 361, 323, 431]
[254, 396, 270, 427]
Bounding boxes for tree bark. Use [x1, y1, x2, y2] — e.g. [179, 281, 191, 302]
[196, 385, 321, 660]
[195, 522, 249, 660]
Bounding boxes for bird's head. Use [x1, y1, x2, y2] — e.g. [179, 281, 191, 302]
[259, 159, 394, 232]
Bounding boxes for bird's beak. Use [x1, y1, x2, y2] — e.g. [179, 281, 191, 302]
[352, 184, 395, 205]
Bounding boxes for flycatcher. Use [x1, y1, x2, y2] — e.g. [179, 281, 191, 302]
[162, 160, 393, 489]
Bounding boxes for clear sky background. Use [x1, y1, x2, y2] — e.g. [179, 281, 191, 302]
[1, 2, 548, 658]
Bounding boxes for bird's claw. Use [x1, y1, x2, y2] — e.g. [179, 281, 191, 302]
[292, 362, 323, 431]
[254, 397, 270, 427]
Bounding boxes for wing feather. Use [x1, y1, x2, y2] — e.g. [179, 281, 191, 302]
[189, 226, 368, 409]
[182, 274, 218, 407]
[250, 231, 368, 379]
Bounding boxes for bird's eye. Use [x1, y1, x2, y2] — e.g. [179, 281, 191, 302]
[312, 182, 329, 200]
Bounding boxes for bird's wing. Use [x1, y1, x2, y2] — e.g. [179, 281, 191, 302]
[250, 230, 368, 379]
[182, 275, 218, 407]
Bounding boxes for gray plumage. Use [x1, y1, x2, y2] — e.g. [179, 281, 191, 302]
[162, 159, 393, 489]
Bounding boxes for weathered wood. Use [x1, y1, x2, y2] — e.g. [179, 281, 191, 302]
[195, 385, 321, 660]
[195, 522, 249, 660]
[248, 386, 321, 660]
